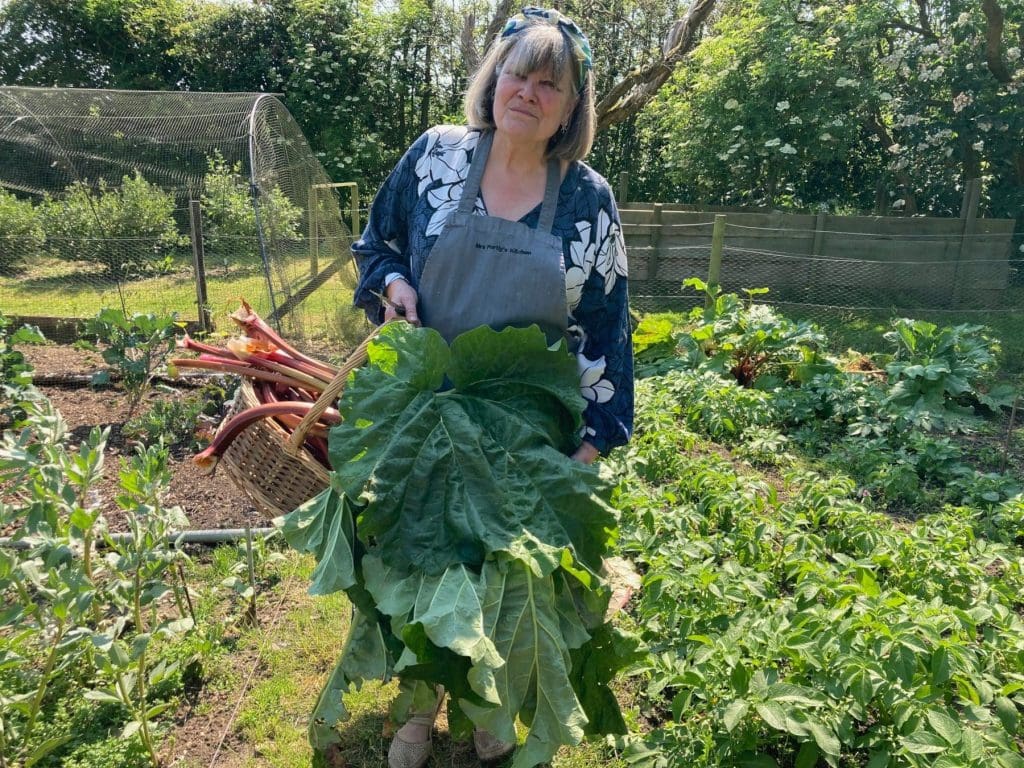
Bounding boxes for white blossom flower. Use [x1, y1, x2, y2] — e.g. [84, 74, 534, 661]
[836, 77, 857, 87]
[725, 98, 739, 110]
[780, 143, 797, 155]
[978, 122, 991, 132]
[879, 92, 892, 101]
[888, 143, 902, 154]
[820, 132, 833, 141]
[764, 138, 782, 147]
[732, 125, 744, 131]
[1007, 47, 1021, 61]
[952, 91, 973, 113]
[972, 140, 984, 151]
[789, 116, 803, 124]
[776, 100, 790, 111]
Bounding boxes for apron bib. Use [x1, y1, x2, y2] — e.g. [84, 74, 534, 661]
[416, 130, 568, 345]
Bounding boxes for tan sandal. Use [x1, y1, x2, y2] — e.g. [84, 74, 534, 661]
[472, 728, 515, 763]
[388, 687, 445, 768]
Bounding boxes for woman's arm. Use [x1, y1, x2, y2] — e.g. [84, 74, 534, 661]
[352, 136, 427, 322]
[570, 189, 634, 455]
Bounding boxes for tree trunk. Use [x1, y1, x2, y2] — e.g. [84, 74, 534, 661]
[461, 0, 720, 132]
[595, 0, 719, 130]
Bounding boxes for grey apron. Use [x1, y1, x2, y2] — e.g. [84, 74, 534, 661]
[417, 130, 568, 345]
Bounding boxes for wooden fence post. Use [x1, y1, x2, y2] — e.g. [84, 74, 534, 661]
[812, 211, 827, 256]
[647, 203, 663, 282]
[350, 184, 360, 240]
[308, 186, 319, 277]
[952, 178, 982, 306]
[188, 199, 213, 333]
[617, 171, 630, 207]
[706, 214, 726, 308]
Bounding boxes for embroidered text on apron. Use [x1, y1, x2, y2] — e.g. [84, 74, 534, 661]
[416, 130, 568, 345]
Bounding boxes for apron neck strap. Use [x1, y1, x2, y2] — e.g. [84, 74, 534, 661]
[458, 130, 560, 234]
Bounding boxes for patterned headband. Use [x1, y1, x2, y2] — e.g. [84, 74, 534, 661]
[500, 6, 593, 90]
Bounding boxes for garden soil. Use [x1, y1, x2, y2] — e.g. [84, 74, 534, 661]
[20, 343, 265, 532]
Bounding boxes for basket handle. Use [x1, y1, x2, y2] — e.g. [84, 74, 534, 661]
[284, 326, 383, 456]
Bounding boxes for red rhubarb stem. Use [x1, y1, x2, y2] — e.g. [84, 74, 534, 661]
[194, 401, 341, 469]
[230, 300, 338, 376]
[170, 358, 322, 391]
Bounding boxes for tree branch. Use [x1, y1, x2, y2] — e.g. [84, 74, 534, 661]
[460, 0, 514, 78]
[595, 0, 718, 130]
[981, 0, 1012, 83]
[914, 0, 934, 38]
[863, 112, 917, 215]
[886, 20, 937, 41]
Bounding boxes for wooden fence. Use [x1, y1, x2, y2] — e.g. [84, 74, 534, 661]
[620, 204, 1016, 310]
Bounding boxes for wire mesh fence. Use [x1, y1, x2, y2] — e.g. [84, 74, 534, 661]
[0, 86, 370, 360]
[626, 214, 1022, 370]
[2, 86, 1020, 372]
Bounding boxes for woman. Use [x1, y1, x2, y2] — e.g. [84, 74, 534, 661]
[352, 7, 633, 765]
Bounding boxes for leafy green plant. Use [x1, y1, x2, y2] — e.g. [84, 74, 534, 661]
[42, 172, 186, 279]
[884, 319, 1016, 429]
[0, 188, 45, 272]
[279, 324, 638, 767]
[87, 446, 192, 768]
[1, 397, 196, 768]
[200, 151, 303, 260]
[85, 309, 180, 415]
[122, 394, 205, 450]
[1, 313, 45, 427]
[681, 278, 830, 388]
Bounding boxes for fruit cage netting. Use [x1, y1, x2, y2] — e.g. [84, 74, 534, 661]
[0, 86, 369, 356]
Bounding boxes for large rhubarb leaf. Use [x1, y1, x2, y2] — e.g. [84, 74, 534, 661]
[279, 324, 637, 765]
[328, 324, 617, 577]
[461, 555, 589, 768]
[276, 481, 356, 596]
[308, 608, 389, 749]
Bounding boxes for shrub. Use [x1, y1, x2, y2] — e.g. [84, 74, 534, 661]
[200, 152, 302, 260]
[0, 188, 45, 271]
[42, 171, 186, 278]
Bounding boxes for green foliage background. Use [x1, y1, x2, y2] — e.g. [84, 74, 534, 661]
[1, 0, 1020, 230]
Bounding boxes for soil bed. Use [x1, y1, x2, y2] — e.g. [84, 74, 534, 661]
[20, 343, 266, 531]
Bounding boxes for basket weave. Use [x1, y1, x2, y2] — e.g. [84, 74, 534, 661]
[216, 379, 332, 517]
[214, 329, 378, 517]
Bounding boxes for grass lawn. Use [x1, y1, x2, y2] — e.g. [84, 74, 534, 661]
[0, 252, 371, 355]
[173, 548, 630, 768]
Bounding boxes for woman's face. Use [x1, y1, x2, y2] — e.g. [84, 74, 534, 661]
[492, 63, 577, 149]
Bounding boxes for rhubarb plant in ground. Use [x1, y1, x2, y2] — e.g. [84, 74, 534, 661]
[279, 323, 639, 768]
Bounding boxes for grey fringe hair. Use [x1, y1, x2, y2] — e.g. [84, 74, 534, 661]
[463, 22, 596, 163]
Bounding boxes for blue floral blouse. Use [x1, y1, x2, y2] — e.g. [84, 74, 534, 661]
[352, 125, 633, 453]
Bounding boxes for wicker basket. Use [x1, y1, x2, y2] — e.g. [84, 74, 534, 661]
[214, 330, 377, 517]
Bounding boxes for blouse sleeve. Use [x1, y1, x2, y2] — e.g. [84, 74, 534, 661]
[572, 192, 634, 454]
[351, 134, 428, 322]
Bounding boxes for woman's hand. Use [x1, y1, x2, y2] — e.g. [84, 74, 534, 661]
[385, 278, 421, 326]
[570, 441, 599, 464]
